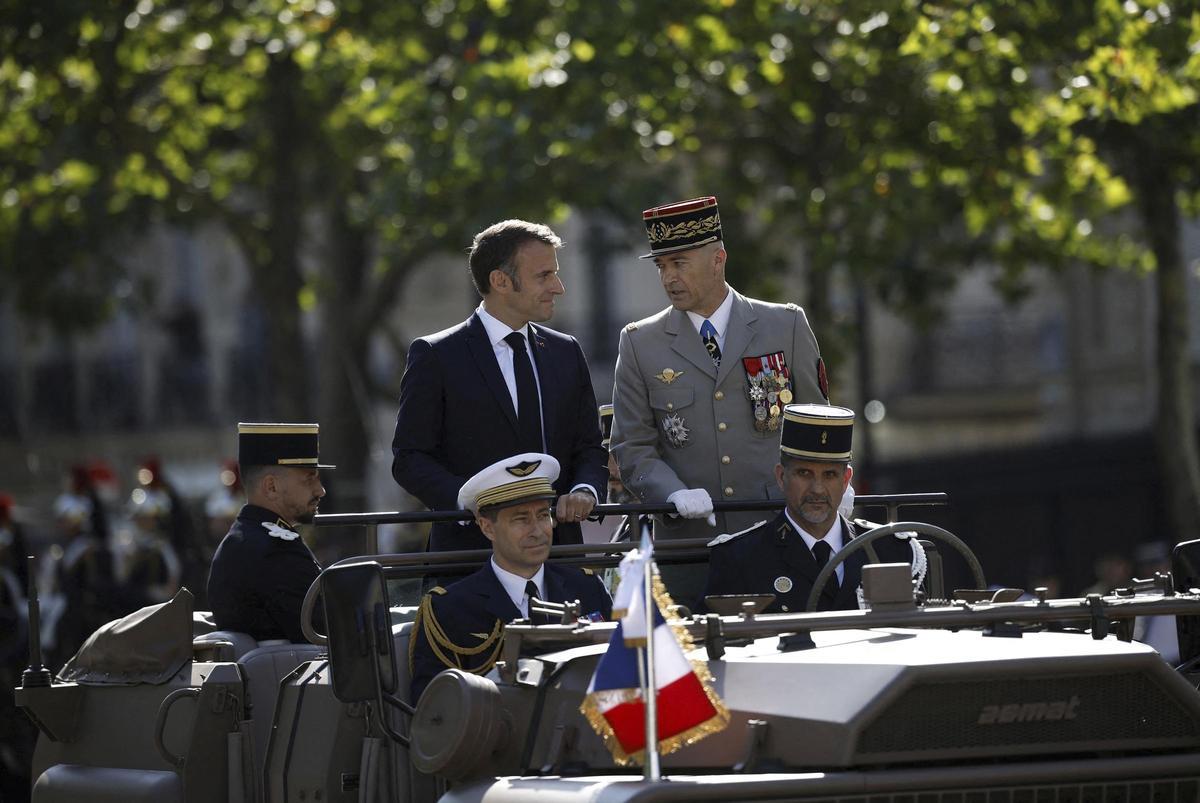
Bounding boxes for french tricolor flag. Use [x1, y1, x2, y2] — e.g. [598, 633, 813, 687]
[580, 540, 728, 764]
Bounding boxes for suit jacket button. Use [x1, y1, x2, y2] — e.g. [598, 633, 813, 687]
[718, 422, 727, 431]
[714, 390, 724, 401]
[781, 605, 789, 612]
[721, 455, 731, 465]
[724, 486, 733, 496]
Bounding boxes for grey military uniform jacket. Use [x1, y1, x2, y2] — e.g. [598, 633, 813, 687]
[611, 288, 825, 541]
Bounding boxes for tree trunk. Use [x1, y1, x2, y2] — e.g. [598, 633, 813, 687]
[316, 187, 372, 523]
[1137, 157, 1200, 542]
[256, 55, 309, 421]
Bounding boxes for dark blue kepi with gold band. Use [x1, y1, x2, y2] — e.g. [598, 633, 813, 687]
[236, 422, 336, 470]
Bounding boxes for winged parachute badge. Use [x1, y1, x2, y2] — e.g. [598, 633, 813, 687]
[655, 368, 684, 384]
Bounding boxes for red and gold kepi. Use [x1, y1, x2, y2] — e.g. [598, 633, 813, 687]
[779, 404, 854, 462]
[640, 195, 723, 258]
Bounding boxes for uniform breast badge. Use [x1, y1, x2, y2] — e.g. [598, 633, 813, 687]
[655, 368, 684, 384]
[742, 352, 794, 432]
[774, 576, 793, 594]
[661, 413, 690, 448]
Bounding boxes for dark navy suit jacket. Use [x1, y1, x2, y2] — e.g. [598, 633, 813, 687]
[704, 512, 913, 614]
[409, 561, 612, 701]
[391, 312, 607, 551]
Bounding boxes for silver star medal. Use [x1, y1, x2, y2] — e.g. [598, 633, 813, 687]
[264, 521, 300, 541]
[661, 413, 690, 448]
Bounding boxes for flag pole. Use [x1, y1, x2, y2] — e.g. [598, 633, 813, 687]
[642, 552, 661, 781]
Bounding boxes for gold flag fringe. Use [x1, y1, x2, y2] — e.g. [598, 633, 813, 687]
[578, 567, 730, 767]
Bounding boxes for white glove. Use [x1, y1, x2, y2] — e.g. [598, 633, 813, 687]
[667, 488, 716, 526]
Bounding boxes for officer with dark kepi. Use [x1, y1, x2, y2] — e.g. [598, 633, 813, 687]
[207, 423, 331, 643]
[704, 404, 914, 614]
[597, 403, 640, 544]
[409, 453, 612, 702]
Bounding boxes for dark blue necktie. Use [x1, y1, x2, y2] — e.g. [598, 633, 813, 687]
[701, 319, 721, 368]
[812, 540, 839, 589]
[525, 579, 549, 624]
[504, 331, 543, 451]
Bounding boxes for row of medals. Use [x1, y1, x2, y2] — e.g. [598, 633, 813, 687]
[748, 372, 792, 432]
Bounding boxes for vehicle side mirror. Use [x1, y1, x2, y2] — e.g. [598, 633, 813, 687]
[322, 561, 396, 703]
[1172, 539, 1200, 666]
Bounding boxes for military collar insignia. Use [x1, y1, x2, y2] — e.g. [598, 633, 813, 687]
[264, 519, 300, 541]
[506, 459, 541, 477]
[655, 368, 684, 384]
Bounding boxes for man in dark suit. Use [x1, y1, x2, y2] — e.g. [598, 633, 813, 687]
[391, 220, 607, 552]
[409, 453, 612, 701]
[705, 405, 915, 614]
[207, 423, 331, 643]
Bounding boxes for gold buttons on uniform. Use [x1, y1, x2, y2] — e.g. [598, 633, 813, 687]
[724, 486, 733, 496]
[718, 422, 727, 431]
[721, 455, 731, 465]
[714, 390, 724, 401]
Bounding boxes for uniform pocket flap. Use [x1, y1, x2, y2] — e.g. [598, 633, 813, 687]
[648, 387, 695, 412]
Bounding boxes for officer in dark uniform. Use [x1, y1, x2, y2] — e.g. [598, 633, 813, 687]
[409, 452, 612, 701]
[597, 403, 641, 544]
[206, 423, 332, 643]
[704, 404, 915, 614]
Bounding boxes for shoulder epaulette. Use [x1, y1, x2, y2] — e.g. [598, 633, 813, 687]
[582, 567, 595, 576]
[430, 586, 448, 595]
[624, 321, 638, 332]
[786, 302, 801, 311]
[707, 519, 768, 548]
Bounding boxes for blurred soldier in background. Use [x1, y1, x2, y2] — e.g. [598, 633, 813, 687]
[0, 494, 34, 803]
[120, 486, 183, 610]
[50, 468, 121, 668]
[136, 456, 205, 604]
[0, 493, 29, 598]
[205, 459, 243, 543]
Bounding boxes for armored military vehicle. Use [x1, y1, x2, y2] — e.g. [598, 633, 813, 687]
[16, 498, 1200, 801]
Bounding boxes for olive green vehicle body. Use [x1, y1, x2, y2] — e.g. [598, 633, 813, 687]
[17, 520, 1200, 802]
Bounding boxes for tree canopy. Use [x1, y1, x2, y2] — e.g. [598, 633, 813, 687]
[3, 0, 1198, 531]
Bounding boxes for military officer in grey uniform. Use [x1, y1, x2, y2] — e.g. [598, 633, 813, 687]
[611, 196, 828, 563]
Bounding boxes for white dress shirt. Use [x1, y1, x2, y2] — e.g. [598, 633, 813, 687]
[685, 285, 734, 352]
[785, 509, 846, 584]
[477, 305, 546, 427]
[491, 557, 546, 617]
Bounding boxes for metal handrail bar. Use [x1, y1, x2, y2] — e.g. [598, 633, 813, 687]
[311, 493, 948, 528]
